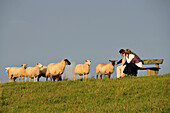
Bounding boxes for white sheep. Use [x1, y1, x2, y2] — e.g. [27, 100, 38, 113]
[7, 64, 28, 82]
[46, 59, 71, 81]
[5, 67, 11, 82]
[37, 66, 47, 81]
[96, 60, 117, 79]
[74, 60, 92, 80]
[25, 63, 43, 82]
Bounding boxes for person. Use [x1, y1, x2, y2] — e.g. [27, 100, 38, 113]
[120, 49, 143, 78]
[115, 49, 126, 78]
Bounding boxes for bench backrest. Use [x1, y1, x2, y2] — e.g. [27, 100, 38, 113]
[142, 59, 164, 65]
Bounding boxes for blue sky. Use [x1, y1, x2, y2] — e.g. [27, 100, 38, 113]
[0, 0, 170, 82]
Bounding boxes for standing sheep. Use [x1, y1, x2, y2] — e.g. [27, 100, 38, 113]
[74, 60, 92, 80]
[8, 64, 28, 82]
[96, 60, 117, 79]
[37, 66, 47, 81]
[46, 59, 71, 81]
[25, 63, 43, 82]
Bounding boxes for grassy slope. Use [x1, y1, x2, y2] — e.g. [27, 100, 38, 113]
[0, 74, 169, 113]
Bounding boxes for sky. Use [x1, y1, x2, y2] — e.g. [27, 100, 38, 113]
[0, 0, 170, 82]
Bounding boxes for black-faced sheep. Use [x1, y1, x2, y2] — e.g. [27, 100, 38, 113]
[74, 60, 92, 80]
[46, 59, 71, 81]
[96, 60, 117, 79]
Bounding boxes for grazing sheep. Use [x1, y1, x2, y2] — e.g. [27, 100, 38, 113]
[5, 67, 12, 82]
[74, 60, 92, 80]
[96, 60, 117, 79]
[25, 63, 43, 82]
[46, 59, 71, 81]
[8, 64, 28, 82]
[37, 66, 47, 81]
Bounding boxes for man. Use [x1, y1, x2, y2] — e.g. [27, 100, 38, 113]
[115, 49, 126, 78]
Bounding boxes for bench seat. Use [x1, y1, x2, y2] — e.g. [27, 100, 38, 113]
[138, 67, 160, 70]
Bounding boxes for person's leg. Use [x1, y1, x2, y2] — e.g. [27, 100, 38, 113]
[117, 66, 122, 78]
[121, 64, 129, 78]
[120, 65, 126, 76]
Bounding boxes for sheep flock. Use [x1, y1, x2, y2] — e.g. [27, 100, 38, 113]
[5, 58, 117, 82]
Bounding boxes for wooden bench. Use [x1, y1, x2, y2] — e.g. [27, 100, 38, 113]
[138, 59, 164, 76]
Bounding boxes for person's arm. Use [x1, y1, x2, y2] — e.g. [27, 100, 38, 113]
[117, 59, 122, 65]
[127, 54, 135, 63]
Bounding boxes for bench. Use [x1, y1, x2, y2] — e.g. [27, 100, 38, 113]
[138, 59, 164, 76]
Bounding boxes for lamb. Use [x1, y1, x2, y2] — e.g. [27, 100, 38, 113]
[46, 59, 71, 81]
[7, 64, 28, 82]
[37, 66, 47, 81]
[96, 60, 117, 79]
[25, 63, 43, 82]
[74, 60, 92, 80]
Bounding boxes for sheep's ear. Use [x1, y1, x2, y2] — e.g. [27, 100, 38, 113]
[85, 60, 87, 62]
[37, 63, 39, 65]
[109, 60, 112, 62]
[21, 64, 23, 66]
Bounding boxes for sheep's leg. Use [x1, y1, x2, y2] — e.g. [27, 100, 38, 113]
[74, 74, 76, 80]
[86, 74, 87, 79]
[96, 74, 98, 79]
[50, 76, 53, 81]
[29, 77, 31, 82]
[25, 76, 27, 82]
[13, 77, 16, 82]
[100, 74, 103, 79]
[83, 74, 84, 79]
[22, 76, 24, 82]
[53, 77, 56, 81]
[108, 74, 111, 79]
[18, 76, 20, 82]
[58, 74, 62, 81]
[34, 77, 36, 82]
[8, 76, 12, 82]
[46, 76, 48, 81]
[79, 76, 81, 79]
[37, 76, 40, 82]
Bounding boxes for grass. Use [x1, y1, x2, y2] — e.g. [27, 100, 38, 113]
[0, 74, 169, 113]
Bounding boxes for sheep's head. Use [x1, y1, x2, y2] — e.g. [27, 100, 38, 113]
[109, 60, 117, 66]
[85, 60, 92, 66]
[64, 59, 71, 65]
[21, 64, 28, 69]
[37, 63, 43, 68]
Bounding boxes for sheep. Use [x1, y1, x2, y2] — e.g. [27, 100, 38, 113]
[46, 59, 71, 81]
[25, 63, 43, 82]
[74, 60, 92, 80]
[96, 60, 117, 79]
[5, 67, 12, 82]
[8, 64, 28, 82]
[37, 66, 47, 81]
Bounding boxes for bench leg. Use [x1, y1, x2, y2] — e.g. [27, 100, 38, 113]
[147, 69, 159, 76]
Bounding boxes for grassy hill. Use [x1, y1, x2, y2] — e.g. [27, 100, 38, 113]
[0, 74, 169, 113]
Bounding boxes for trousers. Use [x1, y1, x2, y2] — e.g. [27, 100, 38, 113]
[123, 63, 139, 76]
[117, 65, 126, 78]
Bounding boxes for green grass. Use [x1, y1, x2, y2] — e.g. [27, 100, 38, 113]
[0, 74, 169, 113]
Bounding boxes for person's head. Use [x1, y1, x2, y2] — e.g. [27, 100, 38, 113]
[125, 49, 131, 55]
[119, 49, 125, 56]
